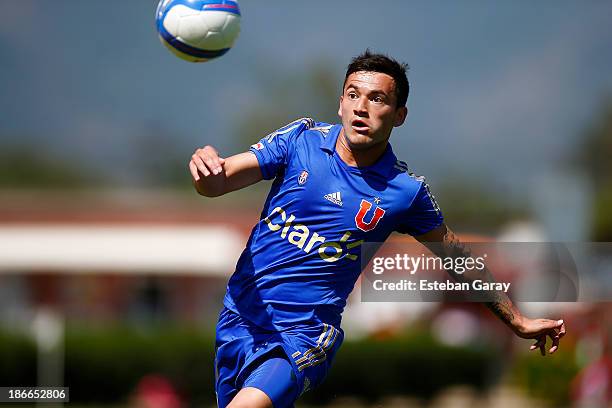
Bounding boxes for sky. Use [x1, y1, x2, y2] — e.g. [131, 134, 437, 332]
[1, 0, 611, 192]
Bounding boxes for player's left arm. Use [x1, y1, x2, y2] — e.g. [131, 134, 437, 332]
[415, 223, 567, 355]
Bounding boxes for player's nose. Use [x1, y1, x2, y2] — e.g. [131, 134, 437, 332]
[354, 97, 368, 115]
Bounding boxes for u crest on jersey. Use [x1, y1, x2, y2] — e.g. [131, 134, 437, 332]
[354, 199, 386, 232]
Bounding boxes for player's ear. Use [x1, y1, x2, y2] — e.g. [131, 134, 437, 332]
[337, 95, 343, 118]
[394, 106, 408, 127]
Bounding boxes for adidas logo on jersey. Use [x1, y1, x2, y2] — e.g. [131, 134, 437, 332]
[324, 192, 343, 206]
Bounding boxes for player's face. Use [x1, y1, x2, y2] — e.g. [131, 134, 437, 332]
[338, 71, 407, 150]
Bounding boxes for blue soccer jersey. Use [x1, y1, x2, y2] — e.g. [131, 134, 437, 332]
[223, 118, 443, 331]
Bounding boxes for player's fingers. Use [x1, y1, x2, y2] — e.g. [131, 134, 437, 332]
[530, 336, 543, 350]
[202, 146, 221, 174]
[202, 153, 219, 176]
[558, 321, 566, 338]
[549, 332, 560, 354]
[530, 337, 544, 351]
[213, 156, 225, 174]
[201, 146, 223, 174]
[201, 148, 219, 173]
[202, 145, 218, 156]
[189, 160, 200, 181]
[199, 146, 227, 175]
[210, 154, 223, 175]
[192, 153, 210, 177]
[539, 335, 546, 356]
[529, 336, 545, 355]
[206, 148, 224, 174]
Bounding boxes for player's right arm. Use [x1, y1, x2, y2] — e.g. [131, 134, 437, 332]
[189, 145, 262, 197]
[191, 118, 314, 196]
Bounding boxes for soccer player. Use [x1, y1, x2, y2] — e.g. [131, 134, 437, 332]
[189, 50, 567, 408]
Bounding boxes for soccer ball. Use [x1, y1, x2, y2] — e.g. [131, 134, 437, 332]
[156, 0, 241, 62]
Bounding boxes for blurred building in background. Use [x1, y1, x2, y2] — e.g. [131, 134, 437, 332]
[0, 190, 254, 327]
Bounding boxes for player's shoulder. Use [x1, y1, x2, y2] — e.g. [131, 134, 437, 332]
[391, 158, 441, 211]
[265, 117, 334, 147]
[265, 117, 315, 141]
[391, 158, 429, 190]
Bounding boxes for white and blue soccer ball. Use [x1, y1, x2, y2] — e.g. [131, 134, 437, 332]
[156, 0, 241, 62]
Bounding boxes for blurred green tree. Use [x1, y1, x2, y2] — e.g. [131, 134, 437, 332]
[0, 144, 94, 188]
[128, 123, 192, 189]
[435, 180, 528, 234]
[574, 98, 612, 240]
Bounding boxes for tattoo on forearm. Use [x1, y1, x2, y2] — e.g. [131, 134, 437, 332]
[428, 227, 518, 327]
[487, 293, 515, 324]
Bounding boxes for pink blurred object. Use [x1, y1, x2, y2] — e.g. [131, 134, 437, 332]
[133, 374, 183, 408]
[571, 356, 612, 406]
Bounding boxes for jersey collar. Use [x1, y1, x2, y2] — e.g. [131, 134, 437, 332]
[319, 124, 341, 153]
[321, 124, 398, 178]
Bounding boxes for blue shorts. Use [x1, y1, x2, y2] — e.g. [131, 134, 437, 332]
[214, 307, 343, 408]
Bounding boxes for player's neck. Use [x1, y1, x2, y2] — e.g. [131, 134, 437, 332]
[335, 129, 388, 168]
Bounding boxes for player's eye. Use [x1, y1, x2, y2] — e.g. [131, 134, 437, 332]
[372, 95, 384, 104]
[347, 91, 358, 99]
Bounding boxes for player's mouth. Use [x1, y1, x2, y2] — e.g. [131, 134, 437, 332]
[351, 119, 370, 134]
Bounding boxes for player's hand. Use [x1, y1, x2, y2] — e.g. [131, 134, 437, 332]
[514, 317, 566, 356]
[189, 145, 226, 181]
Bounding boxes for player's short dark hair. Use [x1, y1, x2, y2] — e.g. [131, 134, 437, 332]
[344, 49, 409, 108]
